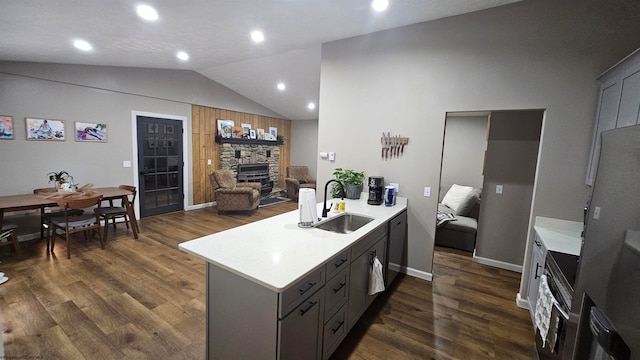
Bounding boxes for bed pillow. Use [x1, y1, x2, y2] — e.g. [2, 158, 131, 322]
[441, 184, 474, 214]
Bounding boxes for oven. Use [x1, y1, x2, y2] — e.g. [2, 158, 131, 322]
[535, 250, 579, 359]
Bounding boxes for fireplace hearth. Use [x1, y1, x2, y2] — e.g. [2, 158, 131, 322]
[237, 163, 272, 195]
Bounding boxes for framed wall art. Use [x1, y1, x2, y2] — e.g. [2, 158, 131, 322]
[75, 122, 107, 142]
[217, 119, 234, 138]
[269, 127, 277, 141]
[0, 115, 14, 139]
[25, 117, 66, 141]
[257, 128, 265, 140]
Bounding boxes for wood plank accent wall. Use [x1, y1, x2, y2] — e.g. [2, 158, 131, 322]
[192, 105, 291, 205]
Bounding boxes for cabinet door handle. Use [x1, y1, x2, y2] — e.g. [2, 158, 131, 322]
[333, 282, 346, 293]
[298, 281, 317, 296]
[331, 320, 345, 334]
[534, 263, 542, 280]
[299, 300, 318, 316]
[534, 239, 542, 247]
[334, 258, 347, 268]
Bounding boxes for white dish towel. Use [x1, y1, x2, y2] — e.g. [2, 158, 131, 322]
[368, 256, 385, 295]
[535, 274, 557, 347]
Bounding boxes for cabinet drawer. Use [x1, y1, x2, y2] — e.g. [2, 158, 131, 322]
[325, 249, 349, 279]
[280, 267, 325, 318]
[324, 267, 348, 320]
[322, 306, 347, 360]
[350, 223, 388, 260]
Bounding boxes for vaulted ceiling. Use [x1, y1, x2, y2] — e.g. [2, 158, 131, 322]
[0, 0, 520, 120]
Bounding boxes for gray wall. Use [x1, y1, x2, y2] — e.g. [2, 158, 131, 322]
[0, 62, 283, 205]
[317, 0, 640, 281]
[475, 110, 542, 267]
[441, 115, 488, 189]
[291, 120, 319, 179]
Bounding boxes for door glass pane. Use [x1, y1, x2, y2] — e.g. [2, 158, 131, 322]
[144, 158, 156, 173]
[169, 173, 179, 187]
[145, 175, 156, 191]
[145, 192, 156, 209]
[157, 158, 167, 172]
[145, 137, 158, 156]
[169, 189, 181, 204]
[167, 137, 178, 156]
[158, 174, 168, 188]
[157, 190, 169, 206]
[168, 157, 179, 171]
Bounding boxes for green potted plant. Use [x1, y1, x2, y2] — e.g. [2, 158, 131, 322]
[47, 170, 72, 190]
[332, 168, 365, 199]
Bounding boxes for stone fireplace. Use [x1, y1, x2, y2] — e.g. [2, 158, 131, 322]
[218, 142, 280, 194]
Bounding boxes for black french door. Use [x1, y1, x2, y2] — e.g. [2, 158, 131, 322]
[136, 116, 184, 217]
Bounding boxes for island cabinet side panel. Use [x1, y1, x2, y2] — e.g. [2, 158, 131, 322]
[207, 263, 279, 360]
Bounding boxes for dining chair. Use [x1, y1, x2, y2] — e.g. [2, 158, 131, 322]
[0, 223, 22, 259]
[33, 187, 84, 241]
[48, 195, 103, 259]
[97, 185, 137, 242]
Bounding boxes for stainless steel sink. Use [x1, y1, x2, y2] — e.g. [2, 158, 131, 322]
[314, 213, 374, 234]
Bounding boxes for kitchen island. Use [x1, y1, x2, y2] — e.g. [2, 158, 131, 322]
[179, 195, 407, 359]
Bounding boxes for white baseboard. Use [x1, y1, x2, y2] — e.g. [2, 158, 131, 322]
[186, 202, 215, 211]
[472, 251, 523, 273]
[403, 266, 433, 282]
[516, 292, 530, 309]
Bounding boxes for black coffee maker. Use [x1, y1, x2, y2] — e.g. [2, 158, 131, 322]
[367, 176, 385, 205]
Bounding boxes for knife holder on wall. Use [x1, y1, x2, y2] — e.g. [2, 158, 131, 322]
[380, 133, 409, 159]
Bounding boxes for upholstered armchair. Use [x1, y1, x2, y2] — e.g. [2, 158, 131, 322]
[285, 166, 316, 201]
[210, 170, 261, 214]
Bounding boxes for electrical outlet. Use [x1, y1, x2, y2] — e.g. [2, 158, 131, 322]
[390, 183, 399, 192]
[496, 184, 503, 194]
[123, 161, 131, 168]
[423, 187, 431, 197]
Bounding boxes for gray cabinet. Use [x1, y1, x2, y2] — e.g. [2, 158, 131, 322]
[527, 234, 547, 322]
[279, 289, 324, 360]
[586, 48, 640, 185]
[347, 224, 388, 331]
[386, 210, 407, 287]
[205, 221, 396, 360]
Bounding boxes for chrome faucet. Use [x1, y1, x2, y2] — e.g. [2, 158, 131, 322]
[322, 179, 345, 218]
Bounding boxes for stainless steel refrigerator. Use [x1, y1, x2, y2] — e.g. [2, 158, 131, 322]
[571, 125, 640, 359]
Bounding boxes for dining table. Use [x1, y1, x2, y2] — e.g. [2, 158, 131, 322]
[0, 186, 139, 240]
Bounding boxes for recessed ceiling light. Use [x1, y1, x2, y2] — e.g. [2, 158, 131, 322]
[251, 31, 265, 43]
[73, 40, 92, 51]
[307, 102, 316, 110]
[137, 5, 158, 21]
[372, 0, 389, 12]
[277, 83, 286, 91]
[177, 51, 189, 61]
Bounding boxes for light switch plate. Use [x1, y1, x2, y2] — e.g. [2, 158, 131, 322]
[328, 152, 335, 161]
[496, 184, 503, 194]
[423, 187, 431, 197]
[123, 160, 132, 168]
[207, 159, 212, 165]
[593, 206, 601, 219]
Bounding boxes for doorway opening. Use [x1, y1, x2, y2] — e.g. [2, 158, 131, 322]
[436, 110, 544, 273]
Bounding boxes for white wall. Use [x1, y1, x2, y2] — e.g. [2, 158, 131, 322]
[317, 0, 640, 281]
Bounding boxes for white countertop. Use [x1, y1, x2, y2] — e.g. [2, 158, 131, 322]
[179, 195, 407, 293]
[534, 216, 582, 256]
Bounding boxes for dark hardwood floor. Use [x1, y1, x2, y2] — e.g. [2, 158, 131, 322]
[0, 201, 536, 359]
